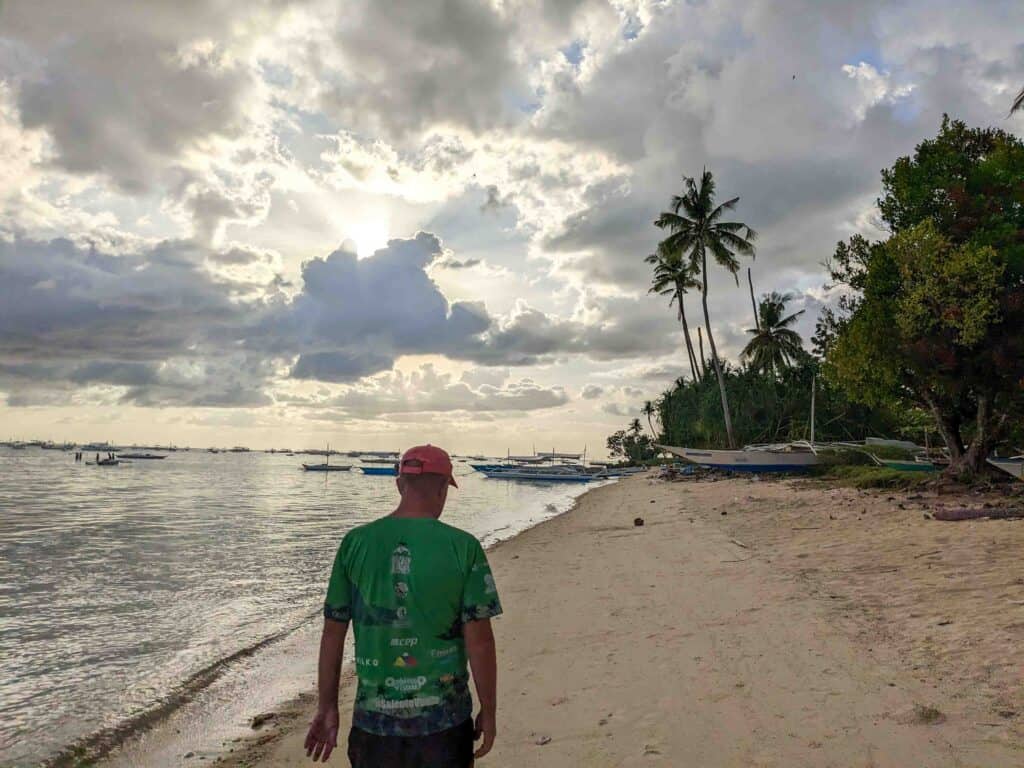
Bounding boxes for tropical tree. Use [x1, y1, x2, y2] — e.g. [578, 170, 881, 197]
[655, 169, 757, 448]
[826, 117, 1024, 476]
[645, 249, 701, 380]
[642, 400, 657, 438]
[629, 417, 643, 436]
[741, 292, 806, 376]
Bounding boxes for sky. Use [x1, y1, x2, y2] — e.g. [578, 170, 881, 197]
[0, 0, 1022, 455]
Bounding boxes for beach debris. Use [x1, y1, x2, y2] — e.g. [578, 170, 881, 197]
[634, 517, 645, 526]
[932, 507, 1024, 522]
[729, 538, 748, 549]
[911, 704, 946, 725]
[535, 735, 552, 745]
[549, 695, 569, 706]
[249, 712, 277, 729]
[184, 752, 195, 759]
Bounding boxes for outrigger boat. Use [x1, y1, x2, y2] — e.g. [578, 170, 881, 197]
[988, 456, 1023, 481]
[657, 441, 820, 473]
[361, 465, 397, 476]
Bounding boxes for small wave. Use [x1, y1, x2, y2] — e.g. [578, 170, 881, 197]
[43, 609, 320, 768]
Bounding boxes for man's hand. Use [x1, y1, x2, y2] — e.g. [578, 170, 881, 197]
[473, 710, 496, 759]
[304, 706, 340, 763]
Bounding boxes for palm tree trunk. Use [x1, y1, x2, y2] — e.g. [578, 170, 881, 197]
[701, 251, 736, 448]
[646, 414, 655, 437]
[747, 267, 760, 332]
[697, 327, 707, 378]
[677, 292, 699, 381]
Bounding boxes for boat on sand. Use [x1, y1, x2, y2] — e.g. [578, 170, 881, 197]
[988, 456, 1023, 481]
[657, 442, 820, 473]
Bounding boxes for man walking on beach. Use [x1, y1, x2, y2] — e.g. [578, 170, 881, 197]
[305, 445, 501, 767]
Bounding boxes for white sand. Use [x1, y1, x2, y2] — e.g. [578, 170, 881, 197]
[215, 474, 1022, 767]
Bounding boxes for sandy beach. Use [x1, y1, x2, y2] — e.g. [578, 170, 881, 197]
[211, 473, 1023, 767]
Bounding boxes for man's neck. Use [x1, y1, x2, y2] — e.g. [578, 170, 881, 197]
[390, 499, 440, 519]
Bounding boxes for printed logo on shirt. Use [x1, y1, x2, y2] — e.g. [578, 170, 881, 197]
[393, 653, 418, 668]
[484, 573, 496, 595]
[356, 656, 380, 668]
[439, 673, 455, 685]
[391, 544, 411, 575]
[385, 675, 427, 692]
[430, 646, 458, 659]
[373, 695, 441, 711]
[389, 637, 418, 647]
[394, 581, 409, 599]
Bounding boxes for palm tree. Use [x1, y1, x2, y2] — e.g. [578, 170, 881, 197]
[1011, 86, 1024, 116]
[645, 249, 701, 380]
[741, 292, 805, 376]
[642, 400, 657, 438]
[629, 417, 643, 436]
[655, 170, 757, 448]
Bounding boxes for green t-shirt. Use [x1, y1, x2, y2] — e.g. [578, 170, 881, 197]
[324, 516, 502, 736]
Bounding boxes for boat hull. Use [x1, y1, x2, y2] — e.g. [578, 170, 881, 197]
[361, 466, 398, 476]
[481, 470, 592, 482]
[302, 464, 351, 472]
[660, 446, 819, 473]
[988, 458, 1023, 480]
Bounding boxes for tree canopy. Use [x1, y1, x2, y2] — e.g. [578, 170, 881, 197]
[826, 117, 1024, 474]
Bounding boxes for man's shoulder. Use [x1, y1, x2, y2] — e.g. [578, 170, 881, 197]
[432, 519, 482, 548]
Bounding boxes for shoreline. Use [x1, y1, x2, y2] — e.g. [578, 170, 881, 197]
[111, 473, 1023, 766]
[85, 478, 599, 768]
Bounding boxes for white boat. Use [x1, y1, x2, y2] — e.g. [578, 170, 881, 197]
[481, 465, 594, 482]
[988, 456, 1023, 480]
[657, 441, 820, 473]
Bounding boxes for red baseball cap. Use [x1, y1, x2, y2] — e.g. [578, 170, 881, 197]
[399, 444, 457, 487]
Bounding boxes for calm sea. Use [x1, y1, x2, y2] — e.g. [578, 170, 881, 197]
[0, 448, 598, 767]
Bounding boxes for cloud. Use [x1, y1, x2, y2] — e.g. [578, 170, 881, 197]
[293, 364, 568, 417]
[581, 384, 604, 399]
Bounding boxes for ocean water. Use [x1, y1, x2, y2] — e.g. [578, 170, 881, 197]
[0, 448, 598, 767]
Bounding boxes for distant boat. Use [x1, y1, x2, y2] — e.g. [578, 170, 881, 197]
[870, 455, 937, 472]
[361, 466, 398, 476]
[988, 456, 1023, 481]
[360, 457, 400, 465]
[658, 442, 820, 473]
[119, 453, 166, 460]
[302, 463, 351, 472]
[88, 458, 120, 466]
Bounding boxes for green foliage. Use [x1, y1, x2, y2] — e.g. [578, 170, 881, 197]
[656, 356, 904, 449]
[742, 292, 806, 375]
[828, 117, 1024, 472]
[606, 421, 658, 463]
[812, 464, 935, 490]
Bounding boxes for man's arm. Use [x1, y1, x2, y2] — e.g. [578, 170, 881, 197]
[463, 617, 497, 759]
[304, 619, 348, 763]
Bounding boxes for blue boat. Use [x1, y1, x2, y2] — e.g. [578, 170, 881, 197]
[361, 466, 397, 476]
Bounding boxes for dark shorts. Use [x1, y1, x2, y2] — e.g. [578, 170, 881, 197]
[348, 718, 474, 768]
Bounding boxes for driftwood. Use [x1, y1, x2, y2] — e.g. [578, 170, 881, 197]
[932, 507, 1024, 522]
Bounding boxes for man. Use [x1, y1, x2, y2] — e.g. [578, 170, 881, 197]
[305, 444, 501, 767]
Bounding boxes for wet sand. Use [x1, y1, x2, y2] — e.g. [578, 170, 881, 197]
[207, 473, 1022, 767]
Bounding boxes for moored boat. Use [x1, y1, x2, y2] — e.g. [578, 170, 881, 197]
[657, 442, 820, 473]
[988, 456, 1023, 481]
[302, 463, 352, 472]
[361, 465, 398, 476]
[119, 452, 167, 460]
